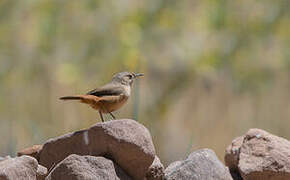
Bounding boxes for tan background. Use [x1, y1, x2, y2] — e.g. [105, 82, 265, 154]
[0, 0, 289, 166]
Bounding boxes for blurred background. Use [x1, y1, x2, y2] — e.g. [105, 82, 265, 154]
[0, 0, 289, 166]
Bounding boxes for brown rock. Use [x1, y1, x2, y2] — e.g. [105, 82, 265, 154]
[39, 129, 90, 168]
[46, 154, 131, 180]
[113, 163, 132, 180]
[225, 136, 243, 171]
[239, 129, 290, 180]
[39, 119, 155, 180]
[17, 145, 43, 161]
[225, 136, 244, 179]
[146, 156, 164, 180]
[165, 148, 232, 180]
[0, 155, 38, 180]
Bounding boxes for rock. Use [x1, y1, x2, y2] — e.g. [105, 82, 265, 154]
[225, 129, 290, 180]
[39, 119, 155, 180]
[165, 148, 232, 180]
[46, 154, 131, 180]
[0, 156, 11, 162]
[17, 145, 43, 161]
[225, 136, 243, 170]
[113, 163, 132, 180]
[164, 160, 183, 178]
[37, 165, 48, 180]
[225, 136, 244, 179]
[238, 129, 290, 180]
[0, 155, 38, 180]
[146, 156, 164, 180]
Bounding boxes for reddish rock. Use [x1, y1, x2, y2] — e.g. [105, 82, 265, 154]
[239, 129, 290, 180]
[165, 148, 232, 180]
[146, 156, 164, 180]
[225, 136, 244, 179]
[17, 145, 43, 161]
[113, 163, 132, 180]
[39, 119, 155, 180]
[39, 129, 90, 168]
[0, 155, 38, 180]
[225, 136, 243, 171]
[46, 154, 131, 180]
[225, 129, 290, 180]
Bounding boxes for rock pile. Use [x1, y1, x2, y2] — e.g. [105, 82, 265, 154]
[0, 119, 289, 180]
[39, 119, 155, 180]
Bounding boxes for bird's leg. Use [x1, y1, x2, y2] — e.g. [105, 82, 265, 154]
[109, 112, 116, 120]
[99, 111, 104, 122]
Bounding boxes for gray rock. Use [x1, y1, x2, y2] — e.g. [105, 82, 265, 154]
[165, 148, 232, 180]
[0, 156, 11, 162]
[0, 155, 38, 180]
[45, 154, 131, 180]
[39, 119, 155, 180]
[36, 165, 48, 180]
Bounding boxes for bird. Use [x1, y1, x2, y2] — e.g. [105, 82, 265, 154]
[59, 72, 144, 122]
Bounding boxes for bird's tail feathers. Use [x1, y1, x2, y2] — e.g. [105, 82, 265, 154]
[59, 95, 99, 105]
[59, 95, 84, 100]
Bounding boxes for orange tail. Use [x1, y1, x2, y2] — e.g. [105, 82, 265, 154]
[59, 95, 100, 105]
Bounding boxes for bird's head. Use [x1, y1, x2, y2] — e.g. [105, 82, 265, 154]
[112, 72, 144, 86]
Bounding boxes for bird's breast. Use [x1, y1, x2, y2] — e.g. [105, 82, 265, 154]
[99, 94, 129, 113]
[123, 85, 131, 97]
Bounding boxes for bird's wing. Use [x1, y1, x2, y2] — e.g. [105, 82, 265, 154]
[86, 83, 124, 97]
[97, 95, 121, 103]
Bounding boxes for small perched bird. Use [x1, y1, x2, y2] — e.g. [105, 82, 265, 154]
[59, 72, 144, 122]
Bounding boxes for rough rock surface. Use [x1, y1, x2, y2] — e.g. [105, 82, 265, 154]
[146, 156, 164, 180]
[39, 119, 155, 180]
[165, 148, 232, 180]
[0, 156, 11, 162]
[240, 129, 290, 180]
[225, 128, 290, 180]
[46, 154, 130, 180]
[0, 155, 38, 180]
[225, 136, 244, 179]
[225, 136, 243, 171]
[17, 145, 43, 161]
[37, 165, 48, 180]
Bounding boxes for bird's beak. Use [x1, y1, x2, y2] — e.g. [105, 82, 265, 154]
[134, 73, 144, 78]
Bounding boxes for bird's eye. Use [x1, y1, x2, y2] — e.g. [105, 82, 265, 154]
[127, 75, 133, 79]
